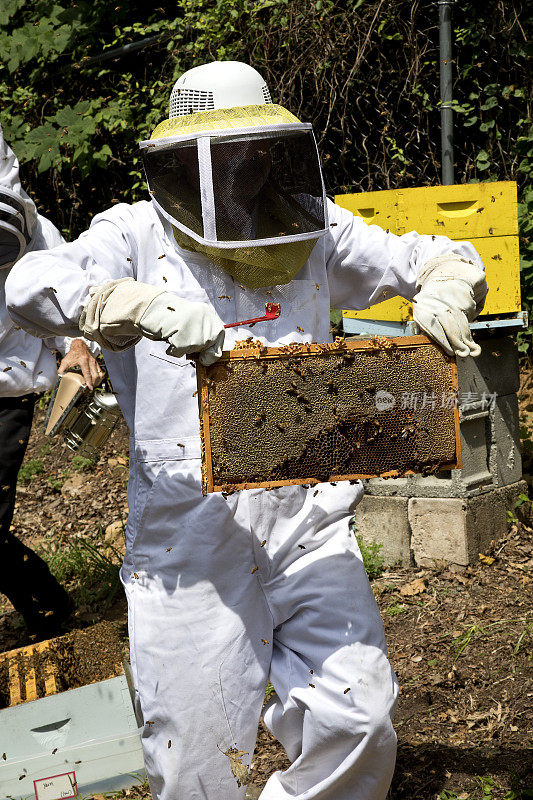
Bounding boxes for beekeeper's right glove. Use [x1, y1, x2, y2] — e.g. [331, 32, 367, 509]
[80, 277, 225, 365]
[412, 255, 487, 358]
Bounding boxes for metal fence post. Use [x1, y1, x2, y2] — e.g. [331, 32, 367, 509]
[439, 0, 454, 185]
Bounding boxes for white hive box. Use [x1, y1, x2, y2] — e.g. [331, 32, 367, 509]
[0, 663, 144, 799]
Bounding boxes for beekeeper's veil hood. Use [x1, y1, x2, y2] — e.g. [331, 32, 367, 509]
[0, 123, 37, 269]
[140, 61, 328, 289]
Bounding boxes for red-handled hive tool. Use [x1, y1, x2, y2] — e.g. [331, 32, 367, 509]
[224, 303, 281, 329]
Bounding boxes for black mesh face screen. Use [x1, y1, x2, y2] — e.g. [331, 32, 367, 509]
[0, 191, 25, 218]
[0, 207, 24, 233]
[0, 227, 21, 266]
[143, 141, 203, 237]
[210, 130, 325, 242]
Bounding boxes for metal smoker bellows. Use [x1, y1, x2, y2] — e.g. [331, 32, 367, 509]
[43, 372, 122, 460]
[197, 335, 461, 494]
[63, 391, 121, 458]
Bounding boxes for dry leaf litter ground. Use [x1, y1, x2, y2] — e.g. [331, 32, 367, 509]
[0, 400, 531, 800]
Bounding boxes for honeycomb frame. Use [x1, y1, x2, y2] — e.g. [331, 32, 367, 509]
[197, 335, 461, 494]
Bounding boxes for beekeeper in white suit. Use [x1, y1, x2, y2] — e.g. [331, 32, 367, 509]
[6, 62, 488, 799]
[0, 124, 101, 633]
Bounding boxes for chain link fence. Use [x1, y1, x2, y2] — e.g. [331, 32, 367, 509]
[259, 0, 530, 197]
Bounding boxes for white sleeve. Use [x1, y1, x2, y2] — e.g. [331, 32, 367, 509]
[325, 199, 485, 310]
[32, 216, 101, 354]
[34, 213, 66, 251]
[5, 204, 138, 339]
[42, 335, 65, 355]
[45, 335, 101, 356]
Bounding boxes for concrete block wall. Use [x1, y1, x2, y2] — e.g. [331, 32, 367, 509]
[353, 480, 527, 568]
[351, 496, 411, 566]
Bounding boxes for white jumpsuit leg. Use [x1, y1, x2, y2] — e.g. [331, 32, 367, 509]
[122, 457, 397, 800]
[123, 457, 273, 800]
[256, 488, 399, 799]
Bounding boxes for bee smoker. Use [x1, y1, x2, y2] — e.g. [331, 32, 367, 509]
[43, 372, 122, 460]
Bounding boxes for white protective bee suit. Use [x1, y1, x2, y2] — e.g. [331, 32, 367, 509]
[6, 63, 487, 800]
[0, 123, 68, 394]
[0, 124, 104, 635]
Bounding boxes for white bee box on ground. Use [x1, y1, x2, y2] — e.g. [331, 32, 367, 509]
[0, 674, 145, 800]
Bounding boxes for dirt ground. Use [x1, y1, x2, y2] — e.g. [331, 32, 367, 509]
[0, 403, 531, 800]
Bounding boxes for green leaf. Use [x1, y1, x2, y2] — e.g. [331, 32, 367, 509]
[480, 96, 498, 110]
[0, 0, 25, 27]
[93, 143, 113, 167]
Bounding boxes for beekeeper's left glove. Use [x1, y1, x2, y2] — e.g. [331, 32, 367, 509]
[412, 255, 488, 358]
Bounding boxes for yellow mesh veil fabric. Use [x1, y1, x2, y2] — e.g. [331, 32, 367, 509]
[172, 225, 318, 289]
[150, 104, 301, 139]
[149, 105, 323, 288]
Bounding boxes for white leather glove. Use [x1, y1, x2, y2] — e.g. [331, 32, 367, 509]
[412, 254, 488, 358]
[80, 277, 225, 365]
[139, 292, 225, 365]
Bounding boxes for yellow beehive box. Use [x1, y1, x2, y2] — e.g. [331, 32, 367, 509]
[336, 181, 520, 322]
[470, 235, 520, 314]
[333, 189, 399, 229]
[400, 182, 517, 239]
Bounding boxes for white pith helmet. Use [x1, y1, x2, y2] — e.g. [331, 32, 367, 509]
[169, 61, 272, 118]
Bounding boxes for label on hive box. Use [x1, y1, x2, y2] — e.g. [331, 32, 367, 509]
[34, 771, 78, 800]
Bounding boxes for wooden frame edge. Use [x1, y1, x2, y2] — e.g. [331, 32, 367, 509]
[209, 460, 459, 493]
[220, 334, 436, 362]
[196, 362, 214, 495]
[450, 359, 462, 470]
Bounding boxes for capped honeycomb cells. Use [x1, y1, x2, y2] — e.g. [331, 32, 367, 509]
[198, 337, 460, 493]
